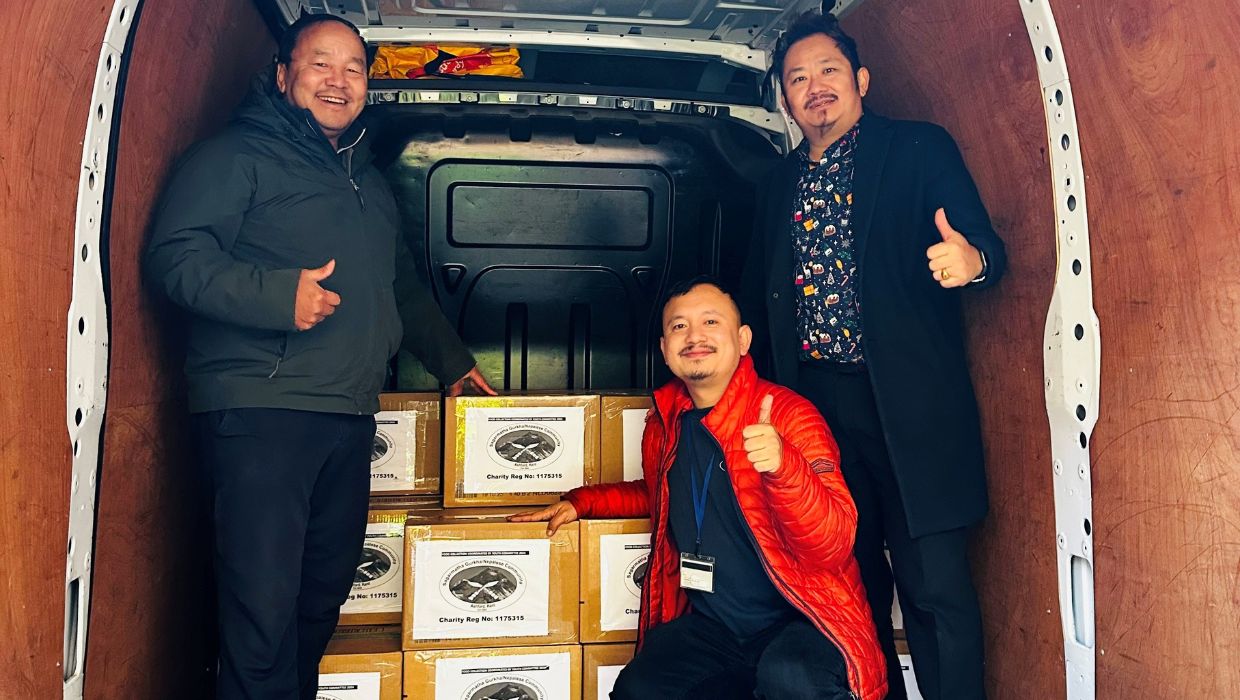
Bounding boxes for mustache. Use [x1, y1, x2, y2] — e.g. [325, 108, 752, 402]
[680, 343, 718, 356]
[804, 92, 836, 109]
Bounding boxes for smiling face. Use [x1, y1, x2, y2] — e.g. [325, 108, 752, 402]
[780, 32, 869, 151]
[659, 283, 752, 403]
[275, 20, 367, 146]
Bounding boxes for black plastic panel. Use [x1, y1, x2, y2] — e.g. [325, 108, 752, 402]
[438, 165, 661, 249]
[378, 108, 778, 391]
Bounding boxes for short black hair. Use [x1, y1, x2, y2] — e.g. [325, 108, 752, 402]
[770, 11, 863, 87]
[277, 13, 363, 66]
[661, 275, 743, 326]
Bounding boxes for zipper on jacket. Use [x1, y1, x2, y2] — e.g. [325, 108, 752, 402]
[305, 116, 367, 210]
[703, 428, 862, 700]
[637, 400, 676, 650]
[338, 128, 366, 210]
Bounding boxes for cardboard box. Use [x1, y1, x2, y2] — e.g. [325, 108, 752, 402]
[443, 394, 601, 507]
[404, 505, 530, 524]
[599, 394, 652, 484]
[403, 515, 580, 650]
[404, 644, 582, 700]
[317, 630, 403, 700]
[582, 643, 635, 700]
[366, 494, 442, 511]
[341, 504, 438, 627]
[373, 393, 442, 495]
[579, 519, 651, 643]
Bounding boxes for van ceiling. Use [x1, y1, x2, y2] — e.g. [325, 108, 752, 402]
[265, 0, 837, 49]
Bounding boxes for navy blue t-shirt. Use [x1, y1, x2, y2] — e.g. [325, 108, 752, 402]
[666, 407, 796, 641]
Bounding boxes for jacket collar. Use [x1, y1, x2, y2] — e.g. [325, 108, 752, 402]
[850, 112, 892, 270]
[766, 112, 892, 291]
[652, 354, 759, 436]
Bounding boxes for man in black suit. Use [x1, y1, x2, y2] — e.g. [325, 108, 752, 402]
[742, 11, 1007, 700]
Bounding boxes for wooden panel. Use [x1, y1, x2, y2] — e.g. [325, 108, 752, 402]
[1049, 1, 1240, 696]
[841, 3, 1064, 697]
[0, 4, 112, 697]
[83, 2, 274, 697]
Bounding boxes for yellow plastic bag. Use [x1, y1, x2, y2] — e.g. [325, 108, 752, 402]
[370, 45, 523, 79]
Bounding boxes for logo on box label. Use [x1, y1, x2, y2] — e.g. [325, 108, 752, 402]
[623, 554, 650, 598]
[464, 677, 544, 700]
[371, 427, 396, 470]
[441, 558, 527, 611]
[487, 424, 564, 470]
[354, 538, 399, 590]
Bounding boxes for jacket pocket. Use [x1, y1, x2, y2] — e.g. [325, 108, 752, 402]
[267, 334, 290, 379]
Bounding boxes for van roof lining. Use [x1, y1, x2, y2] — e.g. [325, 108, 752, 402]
[266, 0, 833, 49]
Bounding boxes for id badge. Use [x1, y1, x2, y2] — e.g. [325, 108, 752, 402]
[679, 552, 716, 593]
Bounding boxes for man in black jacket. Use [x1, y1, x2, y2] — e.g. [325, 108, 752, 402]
[742, 12, 1007, 700]
[145, 15, 492, 700]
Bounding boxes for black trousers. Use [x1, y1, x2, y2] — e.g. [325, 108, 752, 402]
[611, 612, 852, 700]
[196, 408, 374, 700]
[797, 363, 985, 700]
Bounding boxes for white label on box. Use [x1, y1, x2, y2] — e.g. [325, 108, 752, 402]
[621, 408, 647, 481]
[597, 664, 624, 698]
[372, 410, 416, 492]
[412, 538, 551, 640]
[885, 548, 904, 631]
[341, 521, 403, 615]
[599, 533, 649, 631]
[434, 651, 571, 700]
[463, 406, 586, 494]
[316, 671, 381, 700]
[899, 654, 924, 700]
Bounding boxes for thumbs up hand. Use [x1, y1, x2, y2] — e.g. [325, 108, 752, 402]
[742, 394, 783, 473]
[295, 259, 342, 331]
[926, 208, 984, 288]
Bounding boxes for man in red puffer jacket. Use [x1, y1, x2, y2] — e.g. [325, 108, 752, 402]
[511, 276, 885, 700]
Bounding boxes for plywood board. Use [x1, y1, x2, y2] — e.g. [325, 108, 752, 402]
[0, 3, 113, 696]
[84, 2, 275, 697]
[842, 2, 1062, 696]
[1048, 0, 1240, 696]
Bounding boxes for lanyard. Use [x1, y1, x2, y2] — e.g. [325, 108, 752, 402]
[688, 437, 715, 555]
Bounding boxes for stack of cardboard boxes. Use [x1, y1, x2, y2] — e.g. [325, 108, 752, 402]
[317, 391, 653, 700]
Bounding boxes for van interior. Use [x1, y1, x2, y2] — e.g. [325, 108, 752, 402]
[2, 0, 1237, 698]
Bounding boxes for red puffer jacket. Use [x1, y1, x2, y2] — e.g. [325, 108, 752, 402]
[566, 355, 887, 700]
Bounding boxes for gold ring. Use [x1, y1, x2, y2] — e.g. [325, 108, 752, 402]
[940, 268, 951, 281]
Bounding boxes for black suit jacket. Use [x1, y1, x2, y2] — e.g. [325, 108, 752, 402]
[742, 113, 1007, 537]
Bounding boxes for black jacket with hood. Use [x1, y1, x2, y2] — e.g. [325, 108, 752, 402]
[146, 69, 474, 414]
